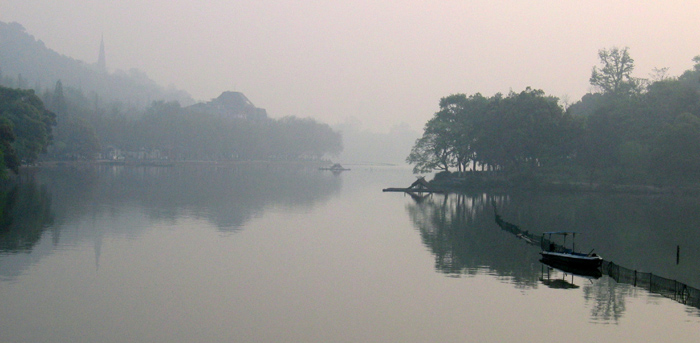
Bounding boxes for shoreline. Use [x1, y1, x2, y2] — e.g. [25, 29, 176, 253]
[428, 176, 700, 196]
[28, 159, 330, 168]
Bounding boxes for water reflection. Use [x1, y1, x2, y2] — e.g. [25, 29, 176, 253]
[492, 192, 700, 287]
[584, 276, 633, 323]
[497, 203, 700, 317]
[0, 164, 342, 280]
[0, 182, 54, 253]
[406, 193, 540, 289]
[540, 263, 593, 289]
[405, 191, 700, 322]
[38, 163, 342, 232]
[541, 259, 603, 280]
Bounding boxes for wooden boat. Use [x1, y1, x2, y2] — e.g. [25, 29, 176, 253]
[540, 231, 602, 269]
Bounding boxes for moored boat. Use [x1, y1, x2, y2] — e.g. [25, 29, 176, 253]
[540, 231, 603, 269]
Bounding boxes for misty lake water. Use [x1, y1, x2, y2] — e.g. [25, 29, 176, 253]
[1, 164, 699, 342]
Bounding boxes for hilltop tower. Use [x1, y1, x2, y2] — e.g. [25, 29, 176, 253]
[97, 35, 107, 72]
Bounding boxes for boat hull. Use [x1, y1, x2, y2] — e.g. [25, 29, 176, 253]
[540, 258, 603, 278]
[539, 251, 603, 269]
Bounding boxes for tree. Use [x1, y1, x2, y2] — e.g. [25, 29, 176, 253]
[434, 93, 490, 173]
[574, 108, 623, 184]
[0, 118, 19, 177]
[408, 89, 575, 176]
[0, 86, 56, 167]
[590, 47, 638, 95]
[474, 89, 572, 172]
[52, 117, 101, 160]
[679, 55, 700, 91]
[651, 113, 700, 183]
[407, 93, 490, 174]
[406, 132, 452, 174]
[428, 94, 468, 172]
[51, 80, 67, 115]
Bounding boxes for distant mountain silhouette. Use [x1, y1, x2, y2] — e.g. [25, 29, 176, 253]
[0, 21, 193, 109]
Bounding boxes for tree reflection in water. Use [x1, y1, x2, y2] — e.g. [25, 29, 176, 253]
[405, 193, 540, 289]
[583, 276, 633, 323]
[0, 181, 54, 253]
[1, 164, 343, 282]
[404, 191, 700, 322]
[1, 163, 342, 254]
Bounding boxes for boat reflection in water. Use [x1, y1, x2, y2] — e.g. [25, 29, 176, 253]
[540, 258, 602, 290]
[537, 230, 604, 289]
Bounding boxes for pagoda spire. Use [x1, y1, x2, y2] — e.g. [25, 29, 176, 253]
[97, 34, 107, 72]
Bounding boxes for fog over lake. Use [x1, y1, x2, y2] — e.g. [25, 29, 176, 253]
[2, 2, 700, 341]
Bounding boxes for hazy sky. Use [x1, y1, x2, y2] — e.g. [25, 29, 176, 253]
[2, 1, 700, 132]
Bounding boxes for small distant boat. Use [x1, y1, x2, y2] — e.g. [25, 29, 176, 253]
[319, 163, 350, 171]
[540, 231, 602, 269]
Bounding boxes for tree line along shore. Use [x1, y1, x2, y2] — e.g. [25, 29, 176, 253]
[407, 48, 700, 192]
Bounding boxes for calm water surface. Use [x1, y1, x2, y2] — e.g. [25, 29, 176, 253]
[1, 164, 699, 342]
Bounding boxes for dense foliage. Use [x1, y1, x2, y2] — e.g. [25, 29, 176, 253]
[32, 85, 342, 163]
[110, 100, 343, 161]
[407, 89, 577, 175]
[0, 86, 56, 176]
[409, 48, 700, 187]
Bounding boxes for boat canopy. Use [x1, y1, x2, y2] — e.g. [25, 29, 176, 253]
[543, 231, 580, 235]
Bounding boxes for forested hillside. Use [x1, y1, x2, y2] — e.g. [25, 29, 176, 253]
[0, 21, 343, 175]
[0, 22, 193, 109]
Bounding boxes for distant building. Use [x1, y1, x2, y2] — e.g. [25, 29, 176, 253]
[97, 35, 107, 73]
[187, 91, 268, 120]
